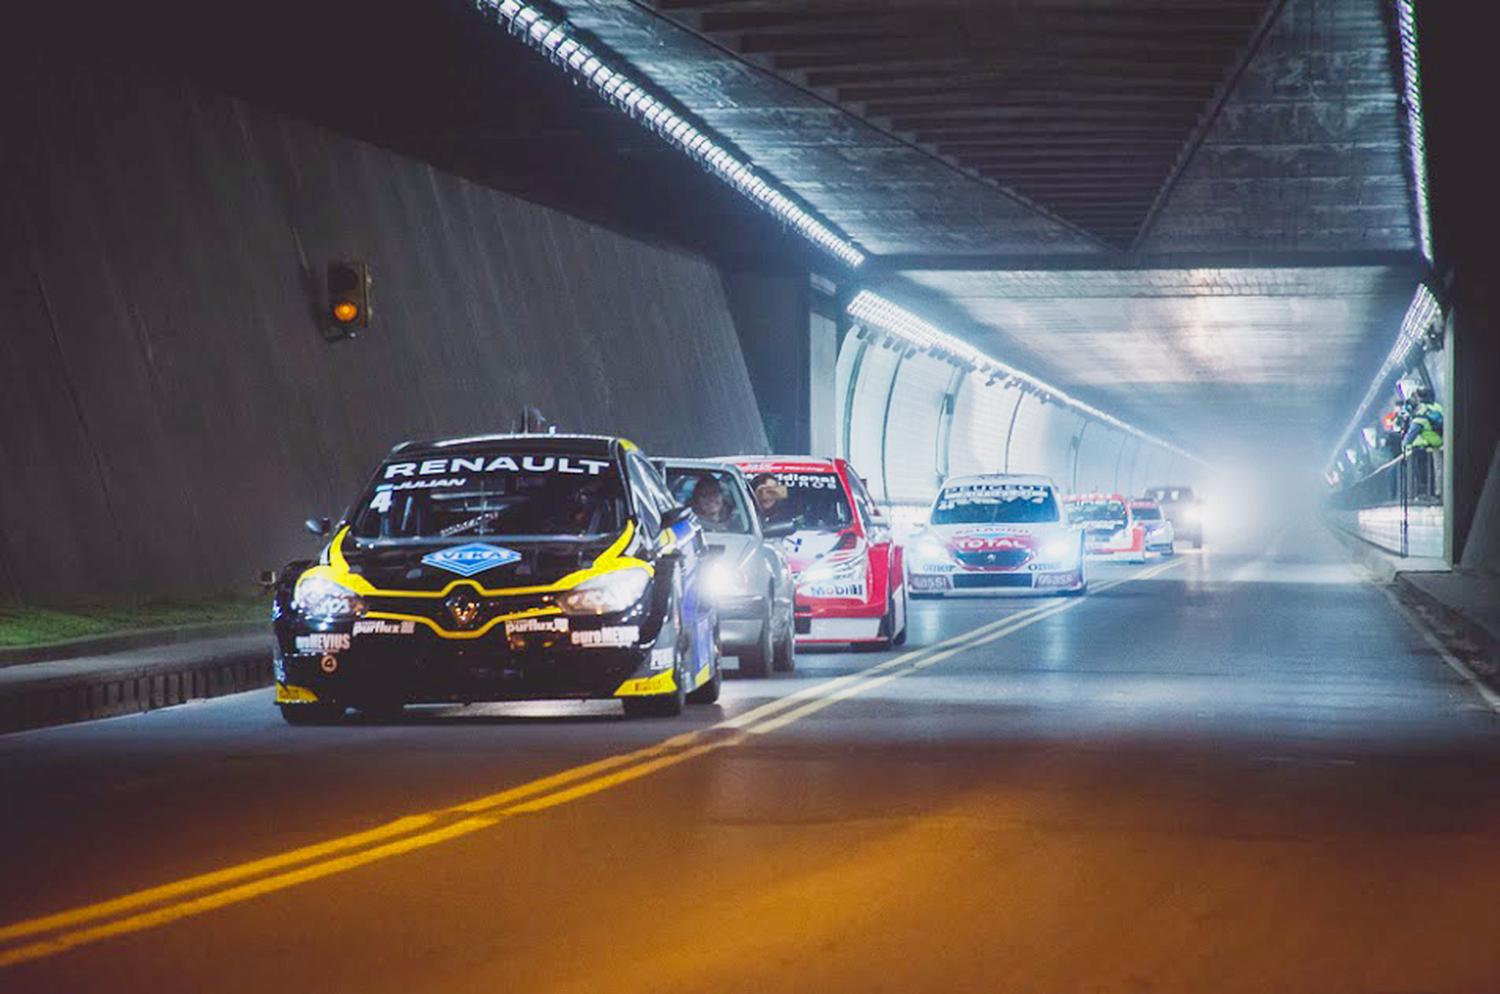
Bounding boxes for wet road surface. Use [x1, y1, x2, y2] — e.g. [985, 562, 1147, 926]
[3, 524, 1498, 992]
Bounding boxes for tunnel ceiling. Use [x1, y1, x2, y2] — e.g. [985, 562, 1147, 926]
[73, 0, 1429, 464]
[548, 0, 1426, 461]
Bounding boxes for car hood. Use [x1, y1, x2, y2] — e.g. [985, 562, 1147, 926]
[336, 534, 623, 593]
[702, 532, 759, 570]
[925, 521, 1068, 552]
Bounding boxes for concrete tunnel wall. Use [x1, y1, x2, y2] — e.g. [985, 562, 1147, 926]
[0, 58, 768, 604]
[836, 334, 1199, 510]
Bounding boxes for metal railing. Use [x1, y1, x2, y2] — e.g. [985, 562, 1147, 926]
[1327, 450, 1442, 558]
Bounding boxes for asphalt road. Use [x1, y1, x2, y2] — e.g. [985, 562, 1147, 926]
[3, 523, 1499, 993]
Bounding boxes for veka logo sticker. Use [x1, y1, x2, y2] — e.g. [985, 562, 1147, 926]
[421, 543, 521, 577]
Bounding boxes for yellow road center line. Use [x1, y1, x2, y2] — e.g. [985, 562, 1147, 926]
[0, 558, 1183, 964]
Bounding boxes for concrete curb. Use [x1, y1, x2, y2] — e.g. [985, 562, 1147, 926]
[1393, 574, 1500, 692]
[0, 643, 273, 735]
[0, 620, 267, 669]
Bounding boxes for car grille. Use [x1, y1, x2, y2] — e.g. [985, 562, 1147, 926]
[952, 573, 1034, 589]
[955, 549, 1030, 569]
[365, 591, 556, 630]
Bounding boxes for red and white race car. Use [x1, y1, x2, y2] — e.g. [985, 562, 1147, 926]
[905, 474, 1086, 596]
[727, 456, 907, 648]
[1065, 493, 1147, 564]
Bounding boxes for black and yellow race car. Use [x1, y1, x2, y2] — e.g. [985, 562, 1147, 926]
[272, 434, 720, 722]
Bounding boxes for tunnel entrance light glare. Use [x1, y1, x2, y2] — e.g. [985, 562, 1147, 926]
[474, 0, 865, 269]
[846, 291, 1208, 467]
[1326, 284, 1440, 471]
[1397, 0, 1433, 264]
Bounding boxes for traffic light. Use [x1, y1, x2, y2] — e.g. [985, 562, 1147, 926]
[325, 260, 371, 339]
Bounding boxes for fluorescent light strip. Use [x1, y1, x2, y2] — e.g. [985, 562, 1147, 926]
[476, 0, 865, 269]
[847, 291, 1207, 466]
[1326, 283, 1440, 469]
[1397, 0, 1433, 264]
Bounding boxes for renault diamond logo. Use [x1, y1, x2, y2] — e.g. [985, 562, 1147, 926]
[421, 542, 521, 577]
[446, 590, 484, 630]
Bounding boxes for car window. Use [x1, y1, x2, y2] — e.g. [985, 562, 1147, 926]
[623, 454, 663, 538]
[844, 470, 880, 528]
[664, 467, 754, 535]
[933, 482, 1060, 525]
[746, 470, 853, 531]
[350, 448, 626, 541]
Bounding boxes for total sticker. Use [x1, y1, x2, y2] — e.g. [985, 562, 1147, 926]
[296, 633, 351, 653]
[570, 626, 640, 648]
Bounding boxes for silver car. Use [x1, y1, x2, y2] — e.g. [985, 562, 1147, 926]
[653, 458, 796, 677]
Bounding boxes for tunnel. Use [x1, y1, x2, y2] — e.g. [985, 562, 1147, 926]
[1, 1, 1499, 990]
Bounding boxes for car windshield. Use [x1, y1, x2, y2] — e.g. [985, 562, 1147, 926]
[1149, 487, 1195, 503]
[1069, 499, 1128, 528]
[349, 449, 627, 541]
[932, 483, 1060, 525]
[664, 467, 754, 535]
[748, 470, 852, 531]
[1132, 505, 1163, 521]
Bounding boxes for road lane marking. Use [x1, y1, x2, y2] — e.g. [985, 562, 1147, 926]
[0, 558, 1182, 966]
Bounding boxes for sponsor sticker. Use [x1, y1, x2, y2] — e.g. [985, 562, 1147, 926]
[352, 619, 417, 636]
[909, 575, 950, 591]
[505, 616, 569, 636]
[570, 625, 641, 648]
[649, 646, 675, 671]
[801, 581, 867, 600]
[295, 633, 351, 653]
[1034, 571, 1080, 588]
[421, 542, 522, 577]
[383, 455, 611, 479]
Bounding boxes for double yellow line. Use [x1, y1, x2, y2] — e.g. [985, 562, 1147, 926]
[0, 557, 1182, 967]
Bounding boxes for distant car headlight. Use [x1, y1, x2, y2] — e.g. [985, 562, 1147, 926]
[292, 573, 367, 620]
[799, 555, 865, 586]
[1040, 539, 1076, 562]
[557, 567, 651, 615]
[705, 560, 750, 600]
[910, 535, 951, 563]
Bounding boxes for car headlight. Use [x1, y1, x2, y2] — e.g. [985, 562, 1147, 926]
[292, 573, 367, 620]
[1040, 539, 1075, 562]
[911, 536, 951, 563]
[557, 567, 651, 615]
[704, 560, 750, 600]
[799, 555, 864, 585]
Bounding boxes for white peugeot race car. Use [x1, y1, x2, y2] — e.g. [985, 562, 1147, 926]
[905, 474, 1086, 596]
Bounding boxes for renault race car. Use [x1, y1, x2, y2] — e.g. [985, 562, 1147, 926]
[905, 474, 1086, 596]
[654, 458, 796, 677]
[1066, 493, 1147, 564]
[272, 434, 720, 723]
[1129, 497, 1176, 555]
[728, 456, 907, 648]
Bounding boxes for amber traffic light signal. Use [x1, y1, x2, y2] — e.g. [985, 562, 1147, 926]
[326, 260, 371, 339]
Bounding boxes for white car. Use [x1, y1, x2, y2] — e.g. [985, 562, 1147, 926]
[905, 474, 1086, 596]
[1129, 498, 1176, 555]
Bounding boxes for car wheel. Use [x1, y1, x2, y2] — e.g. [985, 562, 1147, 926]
[772, 608, 796, 673]
[1165, 543, 1175, 556]
[891, 585, 908, 647]
[687, 626, 723, 704]
[279, 703, 342, 725]
[739, 609, 774, 678]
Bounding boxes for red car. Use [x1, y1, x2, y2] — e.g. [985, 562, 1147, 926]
[1065, 492, 1147, 564]
[727, 457, 907, 648]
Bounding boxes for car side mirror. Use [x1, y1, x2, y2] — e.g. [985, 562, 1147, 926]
[762, 519, 796, 539]
[661, 506, 694, 531]
[305, 516, 331, 537]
